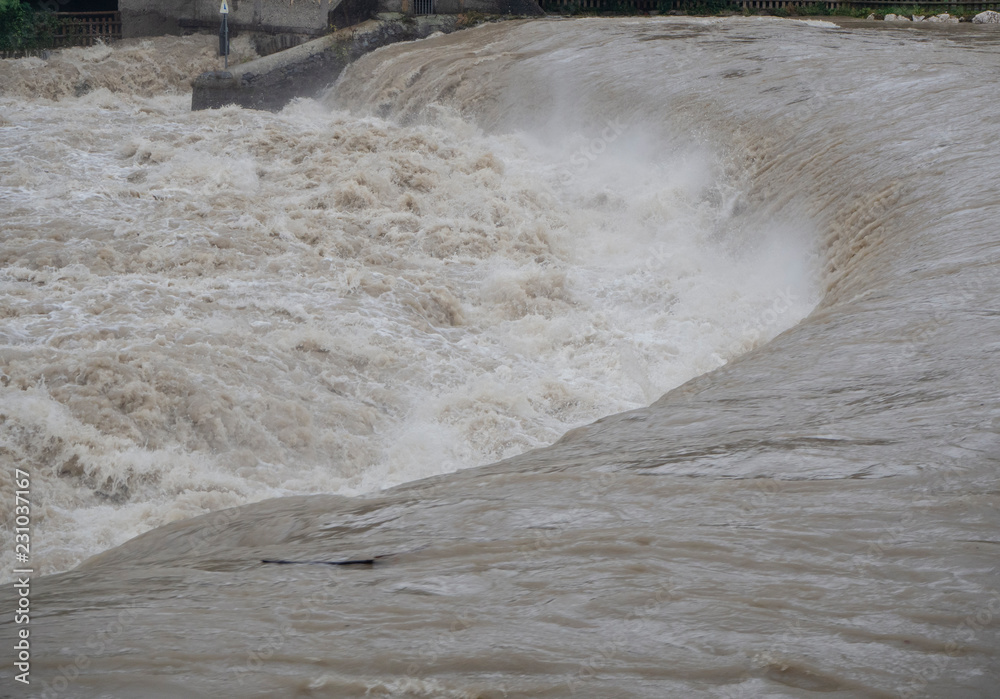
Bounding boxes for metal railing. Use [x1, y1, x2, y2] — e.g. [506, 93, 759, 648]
[543, 0, 997, 11]
[412, 0, 436, 14]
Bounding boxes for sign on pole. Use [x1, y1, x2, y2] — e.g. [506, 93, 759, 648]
[219, 1, 229, 69]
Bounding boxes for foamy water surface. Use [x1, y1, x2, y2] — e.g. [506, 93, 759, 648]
[0, 35, 815, 580]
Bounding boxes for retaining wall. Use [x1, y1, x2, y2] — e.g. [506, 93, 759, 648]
[191, 15, 462, 111]
[121, 0, 333, 37]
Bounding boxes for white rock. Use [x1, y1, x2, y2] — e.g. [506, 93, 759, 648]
[912, 15, 925, 21]
[973, 10, 1000, 23]
[867, 13, 875, 19]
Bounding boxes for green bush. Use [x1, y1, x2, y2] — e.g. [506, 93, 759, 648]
[788, 3, 878, 16]
[0, 1, 64, 52]
[0, 0, 30, 51]
[794, 2, 828, 14]
[660, 0, 738, 14]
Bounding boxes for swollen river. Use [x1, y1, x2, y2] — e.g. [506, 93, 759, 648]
[1, 17, 999, 698]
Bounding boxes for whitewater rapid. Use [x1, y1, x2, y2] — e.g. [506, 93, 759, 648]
[2, 16, 999, 699]
[0, 32, 815, 581]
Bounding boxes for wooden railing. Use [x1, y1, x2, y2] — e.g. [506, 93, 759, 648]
[51, 12, 122, 48]
[0, 12, 121, 57]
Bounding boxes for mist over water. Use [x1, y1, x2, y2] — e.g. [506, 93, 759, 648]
[2, 17, 999, 699]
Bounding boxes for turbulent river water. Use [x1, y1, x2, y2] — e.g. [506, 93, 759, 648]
[1, 16, 999, 699]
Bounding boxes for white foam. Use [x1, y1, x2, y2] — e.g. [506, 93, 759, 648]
[0, 42, 818, 580]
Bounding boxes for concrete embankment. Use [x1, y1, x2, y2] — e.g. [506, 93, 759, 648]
[191, 15, 461, 111]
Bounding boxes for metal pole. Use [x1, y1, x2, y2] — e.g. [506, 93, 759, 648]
[220, 1, 230, 70]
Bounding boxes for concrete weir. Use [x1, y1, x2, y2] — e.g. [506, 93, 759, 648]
[191, 15, 461, 111]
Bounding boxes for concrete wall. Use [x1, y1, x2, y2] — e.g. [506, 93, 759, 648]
[378, 0, 542, 12]
[125, 0, 539, 38]
[191, 16, 461, 111]
[121, 0, 195, 37]
[189, 0, 333, 33]
[121, 0, 334, 38]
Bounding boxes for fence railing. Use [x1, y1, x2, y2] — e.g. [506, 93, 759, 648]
[412, 0, 436, 14]
[50, 11, 122, 47]
[1, 11, 122, 56]
[543, 0, 997, 11]
[734, 0, 997, 8]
